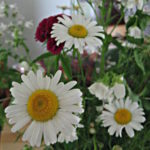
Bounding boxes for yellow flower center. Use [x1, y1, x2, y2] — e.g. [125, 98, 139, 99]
[114, 109, 132, 125]
[27, 90, 58, 122]
[68, 24, 88, 38]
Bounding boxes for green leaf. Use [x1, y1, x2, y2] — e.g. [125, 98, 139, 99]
[134, 51, 145, 75]
[124, 79, 142, 103]
[32, 52, 54, 64]
[126, 35, 144, 45]
[60, 54, 72, 80]
[143, 100, 150, 111]
[22, 144, 33, 150]
[0, 104, 5, 131]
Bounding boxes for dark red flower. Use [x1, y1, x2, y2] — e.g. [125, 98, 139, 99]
[35, 18, 48, 42]
[47, 38, 64, 55]
[35, 14, 64, 55]
[45, 14, 63, 39]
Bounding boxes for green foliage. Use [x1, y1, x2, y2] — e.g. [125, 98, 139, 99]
[22, 145, 33, 150]
[0, 104, 5, 131]
[60, 54, 72, 80]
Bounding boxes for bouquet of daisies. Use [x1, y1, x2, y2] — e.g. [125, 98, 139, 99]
[3, 0, 150, 149]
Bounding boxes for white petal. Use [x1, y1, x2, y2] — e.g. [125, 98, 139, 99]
[129, 122, 143, 131]
[11, 116, 31, 133]
[22, 121, 36, 141]
[49, 70, 62, 90]
[36, 69, 44, 89]
[125, 126, 135, 138]
[88, 82, 109, 100]
[113, 83, 126, 99]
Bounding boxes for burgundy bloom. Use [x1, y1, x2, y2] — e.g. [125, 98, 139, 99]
[45, 14, 63, 39]
[35, 14, 64, 54]
[35, 18, 48, 42]
[47, 38, 64, 55]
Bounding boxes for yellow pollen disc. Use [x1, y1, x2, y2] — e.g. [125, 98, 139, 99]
[68, 24, 88, 38]
[27, 90, 58, 122]
[114, 109, 132, 125]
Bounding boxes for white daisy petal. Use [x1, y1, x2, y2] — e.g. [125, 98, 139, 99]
[49, 70, 62, 90]
[88, 82, 109, 100]
[11, 116, 31, 133]
[125, 126, 135, 138]
[113, 83, 126, 99]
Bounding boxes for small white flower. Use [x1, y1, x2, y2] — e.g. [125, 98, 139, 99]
[143, 4, 150, 15]
[122, 40, 137, 48]
[19, 61, 30, 73]
[25, 20, 33, 29]
[128, 26, 142, 39]
[89, 128, 96, 134]
[89, 82, 114, 103]
[88, 82, 109, 100]
[0, 23, 7, 32]
[79, 1, 95, 18]
[51, 14, 104, 53]
[101, 98, 145, 137]
[5, 70, 83, 147]
[10, 3, 18, 13]
[0, 1, 5, 18]
[96, 106, 103, 112]
[93, 0, 103, 7]
[9, 4, 17, 9]
[112, 83, 125, 99]
[121, 0, 143, 10]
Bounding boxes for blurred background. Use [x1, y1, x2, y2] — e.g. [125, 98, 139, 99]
[4, 0, 71, 63]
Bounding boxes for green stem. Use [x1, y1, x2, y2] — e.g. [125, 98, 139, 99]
[76, 49, 86, 87]
[77, 0, 84, 15]
[100, 38, 109, 77]
[88, 1, 100, 25]
[93, 136, 97, 150]
[110, 10, 124, 35]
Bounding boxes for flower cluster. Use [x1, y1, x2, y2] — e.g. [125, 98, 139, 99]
[89, 81, 145, 138]
[3, 0, 150, 149]
[36, 13, 104, 54]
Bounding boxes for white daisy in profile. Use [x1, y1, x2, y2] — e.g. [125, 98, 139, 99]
[5, 70, 83, 147]
[88, 82, 113, 101]
[51, 14, 104, 52]
[121, 0, 143, 10]
[88, 82, 125, 102]
[128, 26, 142, 39]
[100, 98, 145, 137]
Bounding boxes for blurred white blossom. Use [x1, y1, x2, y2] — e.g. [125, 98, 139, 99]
[25, 20, 33, 29]
[79, 1, 95, 18]
[0, 1, 5, 18]
[128, 26, 142, 39]
[121, 0, 143, 10]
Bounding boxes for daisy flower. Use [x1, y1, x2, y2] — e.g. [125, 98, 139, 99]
[100, 98, 145, 137]
[5, 70, 83, 147]
[51, 14, 104, 52]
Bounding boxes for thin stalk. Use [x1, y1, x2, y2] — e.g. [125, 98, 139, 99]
[110, 10, 124, 35]
[100, 39, 108, 77]
[76, 49, 86, 87]
[93, 136, 97, 150]
[77, 0, 84, 15]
